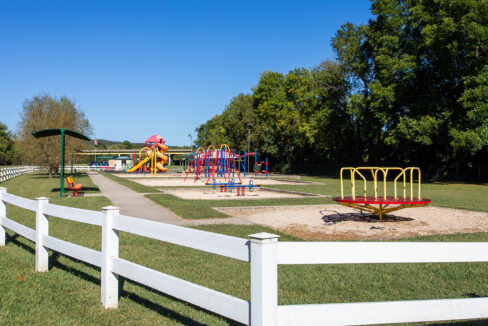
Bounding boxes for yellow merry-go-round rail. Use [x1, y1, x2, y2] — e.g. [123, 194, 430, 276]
[340, 167, 422, 201]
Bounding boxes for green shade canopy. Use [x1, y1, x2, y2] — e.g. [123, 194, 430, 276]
[31, 128, 90, 141]
[114, 156, 132, 160]
[31, 128, 90, 197]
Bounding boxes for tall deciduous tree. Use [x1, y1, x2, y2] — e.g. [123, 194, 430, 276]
[195, 93, 256, 149]
[333, 0, 488, 165]
[195, 64, 350, 171]
[17, 95, 92, 177]
[0, 122, 19, 165]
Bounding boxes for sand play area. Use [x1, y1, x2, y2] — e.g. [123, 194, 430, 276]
[129, 176, 316, 187]
[161, 187, 325, 200]
[215, 204, 488, 240]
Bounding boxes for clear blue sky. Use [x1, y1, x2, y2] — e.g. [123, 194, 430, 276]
[0, 1, 372, 146]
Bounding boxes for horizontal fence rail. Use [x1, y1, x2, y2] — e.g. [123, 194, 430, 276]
[43, 235, 102, 267]
[3, 192, 37, 211]
[113, 214, 250, 261]
[278, 298, 488, 326]
[112, 257, 250, 324]
[0, 166, 34, 183]
[43, 203, 103, 226]
[277, 241, 488, 264]
[1, 216, 35, 242]
[1, 186, 488, 325]
[70, 165, 114, 171]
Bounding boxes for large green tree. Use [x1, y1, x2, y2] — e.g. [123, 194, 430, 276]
[195, 63, 351, 171]
[333, 0, 488, 165]
[195, 93, 256, 149]
[17, 95, 92, 177]
[0, 122, 20, 165]
[195, 0, 488, 171]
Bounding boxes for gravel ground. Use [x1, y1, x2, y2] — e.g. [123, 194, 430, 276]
[161, 187, 324, 200]
[215, 204, 488, 240]
[129, 177, 316, 187]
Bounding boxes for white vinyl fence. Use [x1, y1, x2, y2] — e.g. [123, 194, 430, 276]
[1, 187, 488, 325]
[0, 167, 34, 183]
[69, 165, 113, 171]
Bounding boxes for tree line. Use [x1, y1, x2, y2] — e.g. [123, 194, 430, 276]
[195, 0, 488, 172]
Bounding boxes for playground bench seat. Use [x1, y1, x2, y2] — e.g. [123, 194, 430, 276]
[66, 175, 83, 197]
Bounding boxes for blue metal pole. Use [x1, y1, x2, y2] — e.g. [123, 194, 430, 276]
[244, 151, 247, 177]
[255, 149, 258, 176]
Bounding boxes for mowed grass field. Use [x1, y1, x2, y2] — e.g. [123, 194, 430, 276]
[2, 173, 488, 325]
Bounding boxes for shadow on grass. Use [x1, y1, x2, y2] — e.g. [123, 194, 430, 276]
[6, 236, 244, 325]
[50, 187, 100, 193]
[122, 279, 243, 326]
[6, 233, 35, 254]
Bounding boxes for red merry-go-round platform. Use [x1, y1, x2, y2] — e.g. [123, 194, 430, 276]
[333, 196, 431, 219]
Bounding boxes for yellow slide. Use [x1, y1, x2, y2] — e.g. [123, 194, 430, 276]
[126, 156, 151, 172]
[156, 162, 168, 172]
[156, 151, 168, 163]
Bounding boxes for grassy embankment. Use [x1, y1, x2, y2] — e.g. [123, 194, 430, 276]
[3, 173, 488, 325]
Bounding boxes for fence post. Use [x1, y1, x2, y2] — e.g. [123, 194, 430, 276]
[249, 232, 279, 326]
[101, 206, 119, 308]
[35, 197, 50, 271]
[0, 187, 6, 246]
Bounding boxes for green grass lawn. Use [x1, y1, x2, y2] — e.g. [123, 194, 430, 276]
[143, 174, 488, 219]
[145, 193, 332, 219]
[101, 171, 161, 193]
[3, 171, 101, 199]
[3, 173, 488, 325]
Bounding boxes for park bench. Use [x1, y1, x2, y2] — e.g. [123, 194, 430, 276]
[65, 175, 83, 197]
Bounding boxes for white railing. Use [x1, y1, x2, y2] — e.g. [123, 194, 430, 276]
[0, 166, 34, 183]
[1, 187, 488, 325]
[0, 187, 250, 324]
[65, 165, 114, 172]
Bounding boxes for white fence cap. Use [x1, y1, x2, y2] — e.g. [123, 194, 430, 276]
[102, 206, 120, 212]
[249, 232, 280, 243]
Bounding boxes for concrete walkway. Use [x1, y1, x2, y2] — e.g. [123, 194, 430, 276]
[88, 172, 251, 226]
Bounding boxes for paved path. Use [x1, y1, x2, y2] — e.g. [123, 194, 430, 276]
[88, 172, 251, 226]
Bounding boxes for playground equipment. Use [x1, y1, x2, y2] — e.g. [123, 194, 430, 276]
[65, 175, 83, 197]
[184, 144, 242, 184]
[253, 150, 268, 177]
[182, 144, 269, 197]
[207, 178, 262, 196]
[125, 135, 168, 175]
[183, 145, 269, 182]
[126, 156, 151, 172]
[333, 167, 431, 219]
